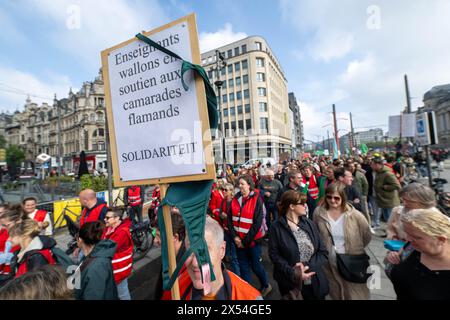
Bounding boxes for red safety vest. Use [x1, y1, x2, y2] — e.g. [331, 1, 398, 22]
[230, 192, 265, 243]
[15, 248, 56, 278]
[219, 199, 232, 232]
[127, 187, 142, 207]
[304, 175, 319, 200]
[33, 209, 48, 223]
[80, 203, 107, 227]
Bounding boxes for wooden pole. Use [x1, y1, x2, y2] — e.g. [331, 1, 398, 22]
[159, 183, 180, 300]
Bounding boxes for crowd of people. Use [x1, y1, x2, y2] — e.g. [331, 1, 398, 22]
[0, 151, 449, 300]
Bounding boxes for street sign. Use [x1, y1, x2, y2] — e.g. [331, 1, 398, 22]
[416, 111, 438, 146]
[101, 13, 215, 187]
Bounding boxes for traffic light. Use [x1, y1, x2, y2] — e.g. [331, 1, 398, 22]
[0, 149, 6, 161]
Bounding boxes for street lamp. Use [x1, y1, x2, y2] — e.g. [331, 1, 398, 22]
[212, 50, 227, 174]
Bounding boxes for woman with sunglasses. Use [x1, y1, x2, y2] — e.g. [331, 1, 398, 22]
[313, 182, 372, 300]
[269, 190, 329, 300]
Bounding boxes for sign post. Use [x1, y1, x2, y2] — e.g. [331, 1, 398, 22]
[416, 111, 438, 187]
[101, 13, 215, 300]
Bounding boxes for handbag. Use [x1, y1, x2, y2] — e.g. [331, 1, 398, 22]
[327, 227, 372, 284]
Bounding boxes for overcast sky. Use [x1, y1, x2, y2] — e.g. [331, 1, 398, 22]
[1, 0, 449, 140]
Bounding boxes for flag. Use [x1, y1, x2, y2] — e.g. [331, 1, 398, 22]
[361, 143, 369, 155]
[333, 137, 339, 159]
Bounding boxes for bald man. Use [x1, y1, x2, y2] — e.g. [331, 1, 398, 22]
[78, 189, 108, 228]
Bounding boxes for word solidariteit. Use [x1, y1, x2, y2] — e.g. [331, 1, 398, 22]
[121, 142, 198, 162]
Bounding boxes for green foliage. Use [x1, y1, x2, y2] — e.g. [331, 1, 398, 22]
[80, 174, 107, 192]
[0, 135, 6, 149]
[80, 174, 93, 190]
[6, 145, 25, 166]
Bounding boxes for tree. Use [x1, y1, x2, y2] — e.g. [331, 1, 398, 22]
[6, 145, 25, 180]
[0, 135, 6, 149]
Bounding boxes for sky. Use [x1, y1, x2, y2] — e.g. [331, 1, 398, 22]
[1, 0, 450, 142]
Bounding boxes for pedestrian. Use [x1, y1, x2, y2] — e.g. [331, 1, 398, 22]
[227, 174, 272, 297]
[301, 164, 320, 218]
[75, 221, 118, 300]
[79, 189, 108, 227]
[167, 216, 262, 300]
[345, 160, 370, 223]
[0, 264, 74, 300]
[22, 197, 53, 236]
[208, 180, 225, 225]
[8, 219, 58, 279]
[102, 207, 133, 300]
[269, 190, 329, 300]
[334, 167, 363, 214]
[124, 185, 145, 224]
[313, 183, 372, 300]
[371, 156, 401, 228]
[390, 208, 450, 300]
[258, 169, 283, 232]
[317, 165, 335, 203]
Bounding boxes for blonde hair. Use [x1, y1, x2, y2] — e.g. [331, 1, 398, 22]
[400, 183, 436, 208]
[9, 218, 40, 239]
[401, 208, 450, 240]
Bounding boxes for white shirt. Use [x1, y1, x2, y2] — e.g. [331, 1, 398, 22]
[327, 213, 346, 254]
[29, 210, 53, 236]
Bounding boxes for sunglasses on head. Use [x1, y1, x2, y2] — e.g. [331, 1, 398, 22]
[326, 195, 341, 201]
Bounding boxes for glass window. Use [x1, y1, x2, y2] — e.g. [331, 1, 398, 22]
[223, 108, 228, 117]
[225, 123, 229, 136]
[99, 128, 105, 136]
[234, 47, 239, 56]
[258, 87, 266, 97]
[242, 59, 248, 70]
[221, 67, 226, 76]
[222, 80, 227, 89]
[229, 79, 234, 87]
[246, 119, 252, 130]
[230, 107, 236, 116]
[245, 104, 251, 113]
[257, 72, 265, 82]
[256, 58, 265, 67]
[244, 89, 250, 98]
[241, 44, 247, 53]
[237, 105, 243, 114]
[223, 94, 227, 103]
[228, 65, 233, 74]
[234, 62, 240, 72]
[229, 93, 235, 102]
[256, 42, 262, 50]
[236, 91, 242, 100]
[235, 77, 241, 86]
[208, 70, 213, 79]
[259, 102, 267, 112]
[227, 49, 232, 58]
[243, 75, 249, 84]
[260, 118, 268, 131]
[238, 120, 244, 130]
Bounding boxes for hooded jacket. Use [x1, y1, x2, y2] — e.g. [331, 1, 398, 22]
[75, 239, 118, 300]
[374, 166, 401, 208]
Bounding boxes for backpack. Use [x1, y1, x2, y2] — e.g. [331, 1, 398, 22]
[51, 247, 76, 269]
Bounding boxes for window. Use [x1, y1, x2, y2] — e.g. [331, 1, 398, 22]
[225, 123, 229, 136]
[99, 128, 105, 136]
[97, 112, 104, 121]
[90, 114, 95, 122]
[256, 72, 265, 82]
[258, 87, 266, 97]
[234, 47, 239, 56]
[243, 75, 249, 84]
[259, 102, 268, 112]
[229, 93, 235, 102]
[256, 58, 265, 67]
[223, 108, 229, 117]
[256, 42, 262, 50]
[245, 104, 251, 113]
[237, 105, 243, 114]
[92, 143, 98, 151]
[236, 91, 242, 100]
[260, 118, 269, 132]
[223, 94, 227, 103]
[221, 67, 226, 76]
[228, 65, 233, 74]
[93, 130, 98, 137]
[235, 77, 241, 86]
[242, 59, 248, 69]
[231, 122, 236, 134]
[98, 98, 104, 107]
[238, 120, 244, 131]
[230, 107, 236, 116]
[21, 135, 25, 142]
[241, 44, 247, 53]
[222, 80, 227, 89]
[98, 142, 105, 151]
[234, 62, 240, 72]
[244, 89, 250, 98]
[227, 49, 232, 58]
[208, 70, 213, 79]
[229, 79, 234, 87]
[246, 119, 252, 131]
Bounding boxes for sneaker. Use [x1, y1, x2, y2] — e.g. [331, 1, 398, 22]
[370, 227, 377, 235]
[261, 284, 272, 297]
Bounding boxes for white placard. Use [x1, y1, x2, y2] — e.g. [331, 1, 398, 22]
[388, 115, 401, 138]
[104, 19, 208, 182]
[402, 113, 416, 137]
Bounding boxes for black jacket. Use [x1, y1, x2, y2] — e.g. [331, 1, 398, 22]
[345, 185, 362, 212]
[362, 164, 374, 197]
[268, 216, 329, 299]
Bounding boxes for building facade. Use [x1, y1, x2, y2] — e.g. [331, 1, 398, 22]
[1, 69, 107, 173]
[288, 92, 304, 158]
[422, 84, 450, 147]
[354, 128, 384, 145]
[201, 36, 292, 164]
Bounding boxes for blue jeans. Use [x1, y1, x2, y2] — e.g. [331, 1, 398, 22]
[369, 195, 380, 227]
[117, 278, 131, 300]
[224, 232, 240, 276]
[380, 207, 393, 223]
[236, 243, 269, 289]
[264, 202, 278, 232]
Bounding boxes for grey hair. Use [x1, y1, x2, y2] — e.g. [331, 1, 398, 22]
[400, 183, 436, 208]
[205, 216, 224, 248]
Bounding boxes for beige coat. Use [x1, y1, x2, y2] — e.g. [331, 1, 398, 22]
[313, 204, 372, 300]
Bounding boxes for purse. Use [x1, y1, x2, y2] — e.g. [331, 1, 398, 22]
[327, 227, 372, 284]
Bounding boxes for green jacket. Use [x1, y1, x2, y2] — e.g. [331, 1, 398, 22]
[374, 166, 401, 208]
[353, 170, 369, 197]
[75, 239, 118, 300]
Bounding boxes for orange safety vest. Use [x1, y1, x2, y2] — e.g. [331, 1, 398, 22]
[127, 187, 142, 207]
[230, 192, 265, 243]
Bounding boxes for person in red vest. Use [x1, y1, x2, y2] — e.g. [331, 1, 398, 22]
[79, 189, 108, 228]
[164, 216, 262, 300]
[124, 185, 145, 224]
[102, 207, 133, 300]
[22, 197, 53, 236]
[8, 219, 57, 279]
[209, 180, 225, 224]
[301, 164, 320, 219]
[227, 174, 272, 297]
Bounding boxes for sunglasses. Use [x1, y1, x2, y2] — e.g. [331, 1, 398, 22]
[326, 195, 341, 201]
